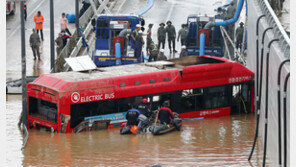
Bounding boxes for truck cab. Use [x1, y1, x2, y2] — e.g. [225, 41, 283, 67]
[92, 14, 145, 67]
[185, 14, 224, 57]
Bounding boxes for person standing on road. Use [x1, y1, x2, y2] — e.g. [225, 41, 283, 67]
[157, 23, 166, 50]
[146, 23, 153, 55]
[235, 22, 244, 49]
[165, 21, 177, 53]
[29, 29, 41, 60]
[61, 30, 71, 48]
[20, 1, 27, 21]
[60, 13, 72, 36]
[55, 33, 64, 56]
[177, 24, 188, 46]
[131, 24, 144, 58]
[34, 11, 44, 41]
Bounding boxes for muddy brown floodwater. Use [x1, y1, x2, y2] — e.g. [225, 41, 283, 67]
[6, 95, 266, 166]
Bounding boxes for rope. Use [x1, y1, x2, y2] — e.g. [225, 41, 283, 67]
[240, 96, 248, 114]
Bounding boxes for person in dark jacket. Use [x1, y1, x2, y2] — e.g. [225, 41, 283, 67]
[146, 23, 153, 55]
[131, 25, 145, 58]
[157, 101, 174, 125]
[165, 21, 177, 53]
[61, 30, 71, 48]
[137, 98, 151, 118]
[55, 33, 64, 56]
[177, 24, 188, 46]
[157, 23, 166, 49]
[126, 104, 141, 126]
[29, 28, 41, 60]
[236, 22, 244, 49]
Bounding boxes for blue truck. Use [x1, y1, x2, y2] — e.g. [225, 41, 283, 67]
[185, 14, 225, 57]
[92, 14, 145, 67]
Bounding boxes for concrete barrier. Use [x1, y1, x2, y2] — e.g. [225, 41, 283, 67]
[247, 0, 290, 166]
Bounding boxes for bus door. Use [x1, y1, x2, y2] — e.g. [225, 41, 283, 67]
[231, 82, 253, 114]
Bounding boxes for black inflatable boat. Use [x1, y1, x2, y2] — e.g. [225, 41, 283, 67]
[151, 113, 182, 135]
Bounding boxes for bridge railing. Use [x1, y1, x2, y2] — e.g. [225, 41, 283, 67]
[257, 0, 290, 57]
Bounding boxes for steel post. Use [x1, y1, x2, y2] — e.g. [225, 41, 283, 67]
[76, 0, 80, 39]
[20, 1, 27, 127]
[50, 0, 55, 72]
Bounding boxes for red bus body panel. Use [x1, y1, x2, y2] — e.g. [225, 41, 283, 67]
[27, 55, 255, 132]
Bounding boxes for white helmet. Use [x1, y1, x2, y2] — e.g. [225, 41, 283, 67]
[136, 24, 141, 28]
[181, 45, 186, 49]
[160, 49, 165, 52]
[138, 30, 143, 34]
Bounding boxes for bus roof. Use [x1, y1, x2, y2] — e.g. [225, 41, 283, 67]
[29, 55, 254, 92]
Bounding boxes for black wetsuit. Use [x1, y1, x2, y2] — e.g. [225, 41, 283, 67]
[125, 109, 140, 125]
[158, 107, 174, 124]
[137, 103, 151, 117]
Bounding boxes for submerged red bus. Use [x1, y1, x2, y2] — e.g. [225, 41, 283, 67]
[27, 55, 254, 133]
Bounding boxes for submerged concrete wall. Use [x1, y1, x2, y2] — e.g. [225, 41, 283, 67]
[247, 0, 290, 166]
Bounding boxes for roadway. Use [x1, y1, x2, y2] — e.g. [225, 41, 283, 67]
[113, 0, 228, 59]
[6, 0, 229, 81]
[6, 0, 78, 80]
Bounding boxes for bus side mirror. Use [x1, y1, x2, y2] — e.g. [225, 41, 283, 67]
[91, 18, 96, 27]
[141, 19, 145, 26]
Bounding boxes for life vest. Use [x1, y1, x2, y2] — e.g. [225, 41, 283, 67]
[34, 14, 44, 30]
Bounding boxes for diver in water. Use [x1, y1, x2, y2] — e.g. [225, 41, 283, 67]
[125, 104, 141, 126]
[157, 101, 174, 125]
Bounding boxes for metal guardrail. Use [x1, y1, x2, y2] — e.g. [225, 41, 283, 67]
[21, 124, 29, 150]
[64, 0, 110, 72]
[54, 0, 111, 72]
[53, 5, 95, 72]
[257, 0, 290, 57]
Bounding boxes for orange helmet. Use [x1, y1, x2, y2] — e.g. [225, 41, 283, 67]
[142, 98, 148, 104]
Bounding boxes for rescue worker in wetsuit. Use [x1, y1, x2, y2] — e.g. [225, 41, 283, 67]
[146, 23, 154, 55]
[179, 45, 188, 58]
[235, 22, 244, 49]
[177, 24, 188, 46]
[157, 101, 174, 125]
[166, 21, 177, 53]
[137, 98, 152, 118]
[148, 41, 159, 62]
[157, 23, 166, 49]
[131, 24, 145, 58]
[125, 104, 141, 126]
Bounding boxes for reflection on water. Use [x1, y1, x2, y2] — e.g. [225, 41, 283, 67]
[7, 95, 265, 166]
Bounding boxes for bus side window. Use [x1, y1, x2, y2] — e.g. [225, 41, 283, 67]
[204, 86, 230, 109]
